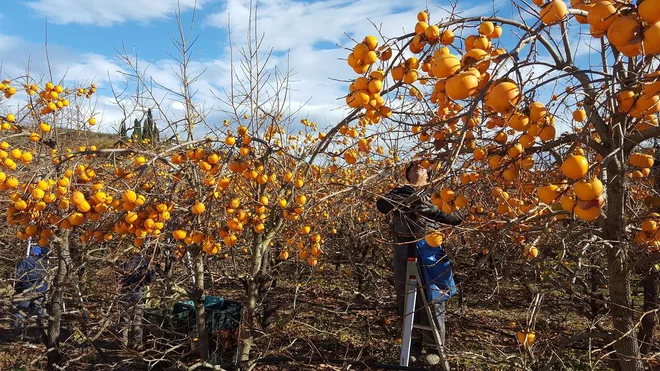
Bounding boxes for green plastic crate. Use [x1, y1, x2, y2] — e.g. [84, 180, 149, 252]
[146, 295, 241, 335]
[144, 295, 242, 364]
[171, 296, 241, 335]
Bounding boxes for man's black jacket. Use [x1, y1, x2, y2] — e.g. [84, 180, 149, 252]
[376, 185, 462, 244]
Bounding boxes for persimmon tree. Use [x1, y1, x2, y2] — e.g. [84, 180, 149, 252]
[0, 7, 387, 370]
[5, 1, 660, 370]
[333, 1, 660, 370]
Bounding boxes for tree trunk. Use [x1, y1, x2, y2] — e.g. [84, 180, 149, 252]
[238, 230, 279, 365]
[238, 240, 264, 363]
[587, 255, 607, 320]
[259, 244, 277, 329]
[192, 250, 209, 360]
[605, 161, 644, 371]
[46, 231, 70, 371]
[637, 271, 659, 354]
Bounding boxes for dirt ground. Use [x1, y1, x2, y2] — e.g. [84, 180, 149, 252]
[1, 250, 659, 371]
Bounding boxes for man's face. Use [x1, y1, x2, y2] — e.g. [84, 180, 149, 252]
[407, 164, 427, 184]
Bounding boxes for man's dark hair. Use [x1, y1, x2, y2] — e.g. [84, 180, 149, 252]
[405, 161, 432, 182]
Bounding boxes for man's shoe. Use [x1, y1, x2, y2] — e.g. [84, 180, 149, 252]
[409, 342, 422, 363]
[424, 353, 441, 366]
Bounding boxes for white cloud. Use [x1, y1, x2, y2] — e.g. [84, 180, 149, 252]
[0, 32, 131, 133]
[203, 0, 497, 130]
[4, 0, 515, 141]
[0, 34, 22, 55]
[207, 0, 494, 53]
[207, 0, 402, 52]
[26, 0, 212, 26]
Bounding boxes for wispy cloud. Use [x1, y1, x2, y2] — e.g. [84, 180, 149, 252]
[26, 0, 212, 26]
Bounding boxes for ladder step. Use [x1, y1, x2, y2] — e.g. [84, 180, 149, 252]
[412, 324, 434, 331]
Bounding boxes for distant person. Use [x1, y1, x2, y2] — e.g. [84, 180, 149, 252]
[13, 245, 49, 329]
[119, 251, 156, 350]
[376, 161, 462, 365]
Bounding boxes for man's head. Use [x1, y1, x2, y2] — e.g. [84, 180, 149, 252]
[405, 162, 432, 185]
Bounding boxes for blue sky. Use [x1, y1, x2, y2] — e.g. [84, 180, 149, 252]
[0, 0, 594, 138]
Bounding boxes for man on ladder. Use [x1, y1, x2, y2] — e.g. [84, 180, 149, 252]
[376, 161, 463, 367]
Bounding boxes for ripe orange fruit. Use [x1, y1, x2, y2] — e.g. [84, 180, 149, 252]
[353, 43, 370, 60]
[363, 35, 378, 51]
[529, 102, 547, 122]
[538, 124, 556, 142]
[642, 219, 658, 233]
[473, 147, 487, 160]
[574, 204, 601, 221]
[424, 25, 440, 42]
[508, 143, 524, 158]
[572, 109, 587, 122]
[561, 155, 589, 179]
[485, 81, 520, 113]
[507, 111, 530, 132]
[377, 45, 392, 61]
[10, 148, 21, 159]
[454, 195, 468, 208]
[588, 2, 618, 31]
[540, 0, 568, 25]
[607, 16, 642, 49]
[491, 25, 503, 38]
[344, 150, 358, 164]
[630, 153, 654, 168]
[538, 184, 561, 204]
[432, 54, 460, 78]
[425, 230, 444, 247]
[173, 230, 187, 240]
[440, 29, 455, 45]
[560, 195, 576, 212]
[574, 178, 603, 201]
[524, 246, 539, 259]
[446, 71, 479, 100]
[14, 199, 27, 210]
[122, 190, 137, 203]
[440, 188, 455, 202]
[69, 212, 85, 226]
[488, 155, 503, 169]
[479, 21, 495, 36]
[414, 21, 429, 35]
[191, 202, 206, 215]
[516, 330, 536, 347]
[639, 0, 660, 23]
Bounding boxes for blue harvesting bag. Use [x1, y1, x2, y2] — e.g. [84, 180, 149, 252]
[416, 239, 457, 303]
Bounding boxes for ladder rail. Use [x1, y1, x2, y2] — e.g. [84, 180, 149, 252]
[400, 257, 451, 371]
[400, 275, 417, 367]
